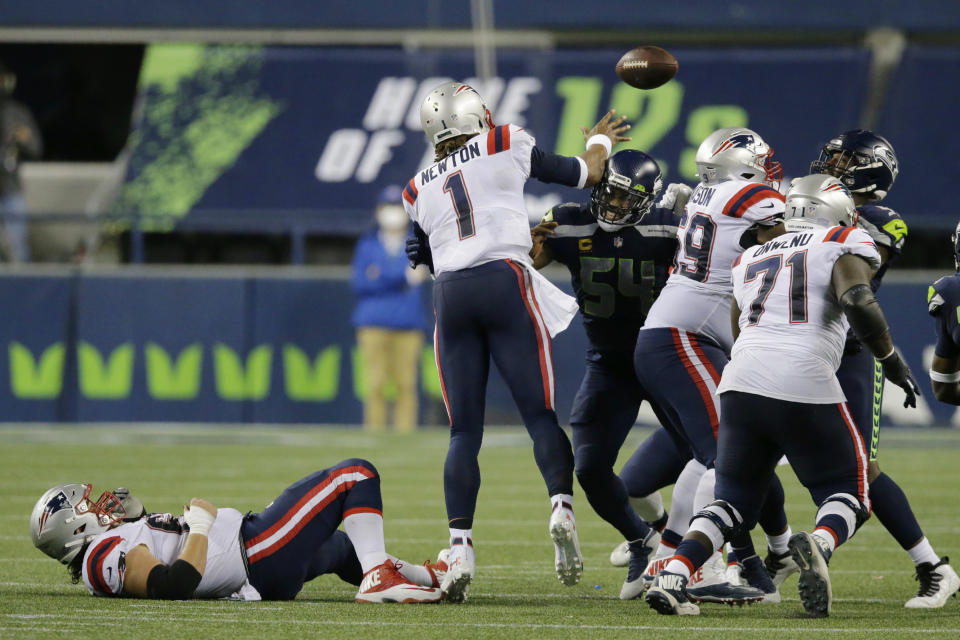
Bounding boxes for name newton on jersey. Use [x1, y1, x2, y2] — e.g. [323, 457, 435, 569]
[419, 141, 482, 186]
[753, 232, 813, 256]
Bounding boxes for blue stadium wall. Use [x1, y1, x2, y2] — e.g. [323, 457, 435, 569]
[0, 272, 951, 426]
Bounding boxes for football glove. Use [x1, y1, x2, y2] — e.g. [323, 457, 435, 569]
[406, 223, 434, 274]
[879, 347, 920, 408]
[658, 182, 693, 216]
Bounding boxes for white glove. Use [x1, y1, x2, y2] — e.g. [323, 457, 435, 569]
[184, 501, 217, 537]
[659, 182, 693, 215]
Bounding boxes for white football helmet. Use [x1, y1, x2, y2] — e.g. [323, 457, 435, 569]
[419, 82, 495, 146]
[695, 127, 782, 186]
[30, 484, 126, 564]
[783, 174, 858, 232]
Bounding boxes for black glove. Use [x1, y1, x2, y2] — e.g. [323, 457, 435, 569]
[406, 223, 434, 274]
[879, 348, 920, 408]
[112, 487, 146, 521]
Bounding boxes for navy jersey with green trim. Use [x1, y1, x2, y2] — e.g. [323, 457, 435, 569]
[928, 273, 960, 358]
[543, 203, 678, 351]
[857, 203, 907, 292]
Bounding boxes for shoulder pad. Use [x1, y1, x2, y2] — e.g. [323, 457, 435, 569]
[857, 204, 907, 251]
[548, 202, 591, 225]
[929, 275, 958, 314]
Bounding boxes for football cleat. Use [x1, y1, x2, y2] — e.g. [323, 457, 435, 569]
[612, 528, 661, 568]
[725, 560, 742, 586]
[764, 547, 800, 586]
[789, 532, 832, 617]
[739, 555, 780, 604]
[639, 554, 672, 592]
[355, 560, 443, 604]
[424, 549, 450, 589]
[645, 571, 700, 615]
[685, 551, 763, 605]
[610, 540, 630, 567]
[905, 557, 960, 609]
[620, 529, 659, 600]
[439, 538, 475, 603]
[549, 504, 583, 586]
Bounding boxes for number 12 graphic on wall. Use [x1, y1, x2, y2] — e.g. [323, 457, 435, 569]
[443, 171, 476, 240]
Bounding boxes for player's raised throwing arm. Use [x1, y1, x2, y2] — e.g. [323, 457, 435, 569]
[832, 253, 920, 407]
[122, 498, 217, 599]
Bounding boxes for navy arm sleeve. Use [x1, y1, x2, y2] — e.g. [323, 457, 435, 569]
[530, 146, 583, 187]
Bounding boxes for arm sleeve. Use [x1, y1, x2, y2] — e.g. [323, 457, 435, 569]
[146, 560, 203, 600]
[529, 146, 586, 187]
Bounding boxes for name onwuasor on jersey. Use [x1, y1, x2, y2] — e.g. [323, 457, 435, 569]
[314, 76, 542, 184]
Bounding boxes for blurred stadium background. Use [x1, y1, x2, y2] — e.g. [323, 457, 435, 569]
[1, 0, 959, 428]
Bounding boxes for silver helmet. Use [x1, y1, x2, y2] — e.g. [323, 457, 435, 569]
[783, 174, 858, 232]
[419, 82, 494, 146]
[695, 127, 782, 186]
[30, 484, 126, 564]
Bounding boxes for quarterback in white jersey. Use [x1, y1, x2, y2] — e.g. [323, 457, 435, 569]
[31, 460, 446, 603]
[403, 81, 630, 602]
[645, 175, 921, 618]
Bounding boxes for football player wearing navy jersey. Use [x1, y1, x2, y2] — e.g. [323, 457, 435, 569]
[928, 222, 960, 405]
[809, 131, 959, 608]
[530, 149, 692, 600]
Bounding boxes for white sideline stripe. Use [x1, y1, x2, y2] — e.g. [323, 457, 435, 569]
[2, 616, 957, 635]
[520, 265, 555, 409]
[245, 470, 371, 559]
[677, 330, 722, 420]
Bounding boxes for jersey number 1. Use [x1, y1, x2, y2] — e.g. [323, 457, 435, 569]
[443, 171, 476, 240]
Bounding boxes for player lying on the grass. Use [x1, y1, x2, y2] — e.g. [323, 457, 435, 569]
[30, 458, 444, 603]
[645, 174, 920, 617]
[809, 130, 959, 609]
[529, 148, 693, 600]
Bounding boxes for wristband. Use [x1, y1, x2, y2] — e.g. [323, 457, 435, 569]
[184, 505, 216, 537]
[929, 369, 960, 383]
[586, 134, 612, 157]
[878, 347, 896, 361]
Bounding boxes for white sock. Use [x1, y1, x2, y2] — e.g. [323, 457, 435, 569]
[663, 556, 693, 580]
[767, 527, 792, 555]
[812, 529, 837, 553]
[630, 492, 665, 523]
[390, 556, 432, 586]
[449, 527, 473, 546]
[343, 512, 388, 573]
[551, 493, 574, 511]
[907, 538, 940, 566]
[692, 468, 716, 513]
[667, 459, 706, 538]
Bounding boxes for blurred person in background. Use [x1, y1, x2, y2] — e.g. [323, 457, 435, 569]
[0, 61, 42, 263]
[351, 184, 429, 434]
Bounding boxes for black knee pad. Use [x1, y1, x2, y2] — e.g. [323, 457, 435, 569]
[690, 499, 745, 541]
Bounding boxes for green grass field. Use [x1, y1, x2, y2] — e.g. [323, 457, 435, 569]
[1, 425, 959, 639]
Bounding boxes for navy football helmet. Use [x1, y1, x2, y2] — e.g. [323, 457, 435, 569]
[810, 129, 898, 201]
[590, 149, 663, 231]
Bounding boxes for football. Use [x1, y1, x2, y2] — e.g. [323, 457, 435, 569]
[615, 46, 678, 90]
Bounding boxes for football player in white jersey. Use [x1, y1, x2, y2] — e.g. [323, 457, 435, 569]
[632, 127, 790, 601]
[30, 459, 445, 603]
[403, 82, 629, 602]
[645, 174, 920, 617]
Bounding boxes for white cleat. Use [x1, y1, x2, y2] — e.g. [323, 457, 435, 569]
[549, 505, 583, 586]
[725, 561, 742, 586]
[905, 558, 960, 609]
[789, 532, 832, 617]
[439, 540, 475, 603]
[610, 540, 630, 567]
[355, 560, 443, 603]
[764, 547, 800, 587]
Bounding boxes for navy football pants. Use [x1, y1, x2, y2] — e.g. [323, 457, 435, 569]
[715, 391, 871, 530]
[242, 459, 379, 599]
[434, 259, 574, 525]
[836, 347, 882, 461]
[570, 350, 682, 540]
